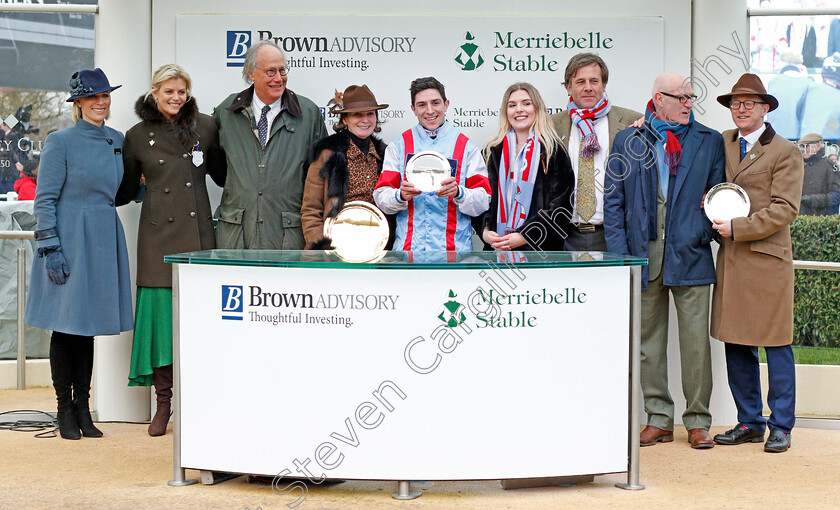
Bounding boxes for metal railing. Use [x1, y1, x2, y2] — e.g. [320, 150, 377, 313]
[793, 260, 840, 272]
[0, 231, 837, 393]
[0, 230, 34, 390]
[748, 7, 840, 16]
[0, 4, 98, 13]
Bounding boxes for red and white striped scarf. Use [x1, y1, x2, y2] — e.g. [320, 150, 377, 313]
[497, 130, 540, 236]
[568, 94, 611, 158]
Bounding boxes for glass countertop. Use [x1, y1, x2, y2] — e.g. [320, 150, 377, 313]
[165, 250, 647, 270]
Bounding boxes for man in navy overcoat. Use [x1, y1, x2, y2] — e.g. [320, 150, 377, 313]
[605, 72, 725, 450]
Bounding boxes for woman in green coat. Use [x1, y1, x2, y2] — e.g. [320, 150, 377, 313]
[117, 64, 226, 436]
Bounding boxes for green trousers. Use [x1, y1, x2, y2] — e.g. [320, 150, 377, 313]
[641, 271, 713, 431]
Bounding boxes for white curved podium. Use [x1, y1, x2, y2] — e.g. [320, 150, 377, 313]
[165, 250, 647, 494]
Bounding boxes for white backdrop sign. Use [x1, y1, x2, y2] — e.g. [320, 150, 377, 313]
[176, 14, 663, 144]
[177, 262, 630, 479]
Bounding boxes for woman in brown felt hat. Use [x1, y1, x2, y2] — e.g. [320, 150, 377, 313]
[301, 84, 395, 248]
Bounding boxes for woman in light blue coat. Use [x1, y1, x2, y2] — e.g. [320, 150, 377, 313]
[25, 69, 133, 440]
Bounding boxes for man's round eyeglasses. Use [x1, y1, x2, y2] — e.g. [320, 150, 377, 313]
[256, 66, 289, 77]
[659, 91, 697, 104]
[729, 100, 766, 110]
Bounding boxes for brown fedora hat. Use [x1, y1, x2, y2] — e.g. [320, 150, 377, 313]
[716, 73, 778, 111]
[328, 84, 388, 115]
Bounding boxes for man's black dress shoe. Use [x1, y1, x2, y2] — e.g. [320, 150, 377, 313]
[713, 424, 765, 445]
[764, 429, 791, 453]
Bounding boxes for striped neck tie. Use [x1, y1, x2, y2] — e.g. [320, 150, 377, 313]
[258, 105, 271, 148]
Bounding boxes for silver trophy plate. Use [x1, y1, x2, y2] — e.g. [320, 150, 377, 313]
[405, 151, 451, 193]
[323, 201, 389, 263]
[704, 183, 751, 222]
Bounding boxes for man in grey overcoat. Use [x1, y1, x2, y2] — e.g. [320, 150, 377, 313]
[214, 40, 327, 249]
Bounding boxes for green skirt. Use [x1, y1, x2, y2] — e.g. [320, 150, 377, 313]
[128, 287, 173, 387]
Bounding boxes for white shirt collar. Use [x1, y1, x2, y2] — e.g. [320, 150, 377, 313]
[419, 120, 449, 140]
[252, 93, 282, 116]
[740, 123, 766, 150]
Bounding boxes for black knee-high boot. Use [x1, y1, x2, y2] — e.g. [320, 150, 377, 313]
[51, 332, 80, 440]
[72, 335, 102, 438]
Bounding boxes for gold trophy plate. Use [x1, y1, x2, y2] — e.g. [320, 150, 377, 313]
[323, 201, 389, 263]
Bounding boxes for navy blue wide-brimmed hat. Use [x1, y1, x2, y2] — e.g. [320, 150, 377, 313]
[66, 68, 121, 102]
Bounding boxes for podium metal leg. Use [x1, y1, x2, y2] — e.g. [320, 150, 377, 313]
[392, 481, 422, 500]
[168, 264, 198, 487]
[617, 265, 645, 491]
[16, 241, 26, 390]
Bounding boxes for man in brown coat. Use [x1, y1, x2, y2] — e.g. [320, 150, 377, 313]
[710, 73, 804, 453]
[551, 52, 641, 250]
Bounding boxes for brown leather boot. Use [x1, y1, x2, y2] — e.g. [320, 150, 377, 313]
[148, 364, 173, 437]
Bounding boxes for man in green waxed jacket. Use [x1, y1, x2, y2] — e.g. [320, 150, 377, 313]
[214, 40, 327, 249]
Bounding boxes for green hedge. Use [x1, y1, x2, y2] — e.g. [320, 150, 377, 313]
[790, 215, 840, 348]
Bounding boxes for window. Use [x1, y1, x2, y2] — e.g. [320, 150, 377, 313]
[0, 1, 96, 361]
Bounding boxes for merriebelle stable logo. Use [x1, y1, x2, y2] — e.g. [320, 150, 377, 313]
[451, 29, 615, 73]
[434, 287, 589, 330]
[438, 290, 468, 327]
[474, 287, 588, 328]
[454, 32, 485, 71]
